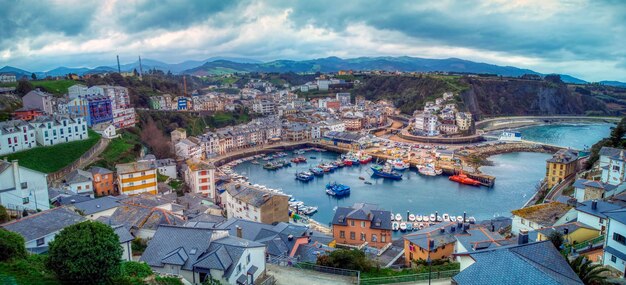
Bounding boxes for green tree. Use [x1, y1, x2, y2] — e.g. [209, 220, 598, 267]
[0, 228, 27, 261]
[15, 79, 34, 96]
[547, 231, 564, 250]
[0, 205, 9, 223]
[121, 261, 152, 278]
[31, 73, 37, 80]
[47, 221, 123, 284]
[568, 256, 609, 284]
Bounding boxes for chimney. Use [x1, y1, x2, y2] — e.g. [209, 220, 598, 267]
[12, 160, 21, 191]
[518, 230, 529, 245]
[563, 228, 569, 235]
[591, 200, 598, 210]
[287, 234, 293, 241]
[236, 226, 242, 238]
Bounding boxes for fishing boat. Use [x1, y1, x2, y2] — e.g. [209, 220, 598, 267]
[416, 215, 423, 222]
[423, 215, 429, 222]
[392, 222, 399, 231]
[399, 222, 407, 231]
[263, 162, 280, 170]
[371, 164, 403, 180]
[457, 216, 464, 222]
[443, 213, 450, 222]
[417, 163, 443, 176]
[262, 155, 274, 161]
[408, 214, 415, 221]
[395, 213, 402, 221]
[294, 149, 305, 155]
[310, 167, 324, 176]
[468, 217, 476, 224]
[343, 159, 353, 166]
[450, 216, 457, 222]
[291, 156, 307, 163]
[436, 216, 442, 222]
[449, 170, 482, 186]
[406, 223, 413, 231]
[429, 214, 436, 221]
[319, 164, 333, 172]
[295, 172, 314, 182]
[359, 155, 373, 164]
[325, 182, 351, 197]
[364, 181, 373, 185]
[300, 206, 318, 215]
[388, 159, 410, 171]
[251, 160, 260, 165]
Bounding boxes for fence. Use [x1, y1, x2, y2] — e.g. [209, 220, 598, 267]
[46, 137, 110, 183]
[564, 235, 606, 253]
[256, 274, 276, 285]
[359, 270, 460, 285]
[267, 256, 360, 283]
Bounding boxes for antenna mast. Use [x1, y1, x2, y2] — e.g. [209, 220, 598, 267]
[116, 55, 121, 73]
[138, 55, 143, 80]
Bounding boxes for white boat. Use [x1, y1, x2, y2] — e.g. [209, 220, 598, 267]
[468, 216, 476, 224]
[417, 164, 443, 176]
[499, 131, 522, 141]
[392, 221, 400, 231]
[416, 215, 423, 222]
[423, 215, 429, 222]
[413, 222, 420, 229]
[443, 214, 450, 222]
[457, 216, 464, 222]
[430, 214, 436, 221]
[388, 159, 410, 171]
[436, 216, 442, 222]
[450, 216, 457, 222]
[419, 224, 425, 229]
[390, 213, 395, 220]
[395, 213, 403, 221]
[400, 222, 407, 231]
[408, 214, 416, 221]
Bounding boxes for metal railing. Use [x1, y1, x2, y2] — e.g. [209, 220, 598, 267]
[564, 235, 606, 252]
[267, 256, 360, 283]
[359, 270, 460, 285]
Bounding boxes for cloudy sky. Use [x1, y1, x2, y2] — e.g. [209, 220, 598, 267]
[1, 0, 625, 81]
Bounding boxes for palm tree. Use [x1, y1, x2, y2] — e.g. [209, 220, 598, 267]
[568, 256, 610, 284]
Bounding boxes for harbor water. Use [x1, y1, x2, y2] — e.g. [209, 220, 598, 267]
[232, 123, 614, 229]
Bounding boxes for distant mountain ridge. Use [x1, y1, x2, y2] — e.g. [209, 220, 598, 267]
[1, 56, 625, 86]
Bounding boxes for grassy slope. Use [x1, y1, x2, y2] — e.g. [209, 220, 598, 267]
[0, 80, 78, 96]
[89, 130, 142, 170]
[6, 129, 101, 173]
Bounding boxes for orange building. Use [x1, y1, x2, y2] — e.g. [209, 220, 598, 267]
[89, 166, 116, 196]
[12, 107, 44, 121]
[403, 222, 458, 266]
[331, 203, 392, 249]
[115, 161, 157, 196]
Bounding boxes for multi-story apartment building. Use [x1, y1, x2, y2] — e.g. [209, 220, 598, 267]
[67, 84, 89, 99]
[439, 123, 459, 134]
[220, 183, 289, 224]
[599, 147, 626, 186]
[545, 149, 579, 189]
[0, 159, 50, 211]
[343, 116, 363, 131]
[23, 89, 54, 114]
[67, 95, 113, 126]
[336, 93, 351, 106]
[182, 159, 216, 199]
[603, 209, 626, 274]
[29, 115, 88, 146]
[89, 166, 116, 196]
[414, 112, 439, 136]
[175, 138, 202, 160]
[332, 203, 392, 249]
[88, 85, 135, 129]
[252, 100, 276, 115]
[115, 161, 157, 196]
[456, 112, 473, 131]
[201, 117, 282, 156]
[0, 120, 37, 155]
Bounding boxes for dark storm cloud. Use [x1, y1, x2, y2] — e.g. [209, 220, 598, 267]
[284, 0, 626, 60]
[113, 0, 242, 32]
[0, 1, 98, 42]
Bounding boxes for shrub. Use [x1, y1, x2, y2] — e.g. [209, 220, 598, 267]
[122, 261, 153, 278]
[0, 229, 27, 261]
[316, 249, 372, 271]
[47, 221, 122, 283]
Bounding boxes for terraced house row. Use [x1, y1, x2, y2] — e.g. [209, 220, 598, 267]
[0, 115, 88, 155]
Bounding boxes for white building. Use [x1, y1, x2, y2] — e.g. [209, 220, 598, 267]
[510, 202, 574, 235]
[575, 200, 622, 233]
[0, 159, 50, 211]
[220, 183, 289, 224]
[317, 80, 330, 91]
[456, 112, 473, 131]
[29, 115, 88, 146]
[252, 100, 276, 115]
[183, 159, 216, 199]
[67, 84, 90, 99]
[1, 207, 86, 254]
[63, 169, 94, 197]
[0, 73, 17, 83]
[414, 113, 439, 136]
[336, 93, 351, 106]
[322, 119, 346, 134]
[0, 120, 37, 155]
[175, 138, 202, 160]
[599, 147, 626, 186]
[603, 209, 626, 274]
[92, 123, 118, 139]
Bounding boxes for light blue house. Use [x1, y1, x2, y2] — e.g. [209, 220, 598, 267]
[603, 209, 626, 275]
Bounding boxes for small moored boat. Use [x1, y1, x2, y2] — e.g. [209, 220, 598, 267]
[395, 213, 402, 221]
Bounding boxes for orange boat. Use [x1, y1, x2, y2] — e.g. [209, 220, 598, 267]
[449, 171, 481, 186]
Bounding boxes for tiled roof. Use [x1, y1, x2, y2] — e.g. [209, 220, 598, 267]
[113, 225, 135, 243]
[572, 179, 616, 191]
[115, 161, 154, 174]
[535, 222, 597, 237]
[223, 183, 287, 207]
[72, 196, 120, 215]
[547, 149, 578, 164]
[452, 241, 583, 285]
[576, 200, 623, 218]
[65, 169, 93, 184]
[511, 202, 572, 226]
[600, 147, 626, 161]
[455, 227, 507, 253]
[1, 207, 86, 242]
[331, 203, 392, 230]
[404, 222, 460, 250]
[604, 209, 626, 225]
[88, 166, 113, 175]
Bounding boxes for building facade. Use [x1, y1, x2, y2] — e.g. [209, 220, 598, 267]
[115, 161, 158, 196]
[332, 203, 392, 249]
[221, 183, 289, 224]
[29, 115, 88, 146]
[23, 89, 54, 114]
[0, 120, 37, 155]
[0, 159, 50, 211]
[545, 149, 579, 189]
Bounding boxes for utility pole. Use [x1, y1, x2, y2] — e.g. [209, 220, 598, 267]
[116, 55, 121, 73]
[138, 55, 144, 80]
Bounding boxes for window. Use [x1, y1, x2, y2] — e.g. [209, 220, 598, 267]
[361, 221, 366, 228]
[350, 232, 355, 240]
[613, 165, 621, 171]
[20, 182, 27, 188]
[613, 233, 626, 245]
[521, 219, 526, 225]
[36, 238, 44, 246]
[360, 233, 366, 241]
[339, 231, 345, 238]
[381, 234, 386, 243]
[372, 234, 377, 242]
[350, 220, 355, 226]
[22, 197, 29, 204]
[612, 255, 617, 263]
[246, 254, 251, 264]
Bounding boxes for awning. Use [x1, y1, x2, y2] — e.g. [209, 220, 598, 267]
[236, 274, 247, 284]
[247, 265, 258, 275]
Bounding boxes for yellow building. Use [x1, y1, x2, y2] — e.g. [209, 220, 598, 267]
[546, 149, 579, 189]
[535, 222, 600, 244]
[115, 161, 158, 196]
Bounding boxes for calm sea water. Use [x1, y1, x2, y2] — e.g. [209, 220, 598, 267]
[233, 123, 613, 228]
